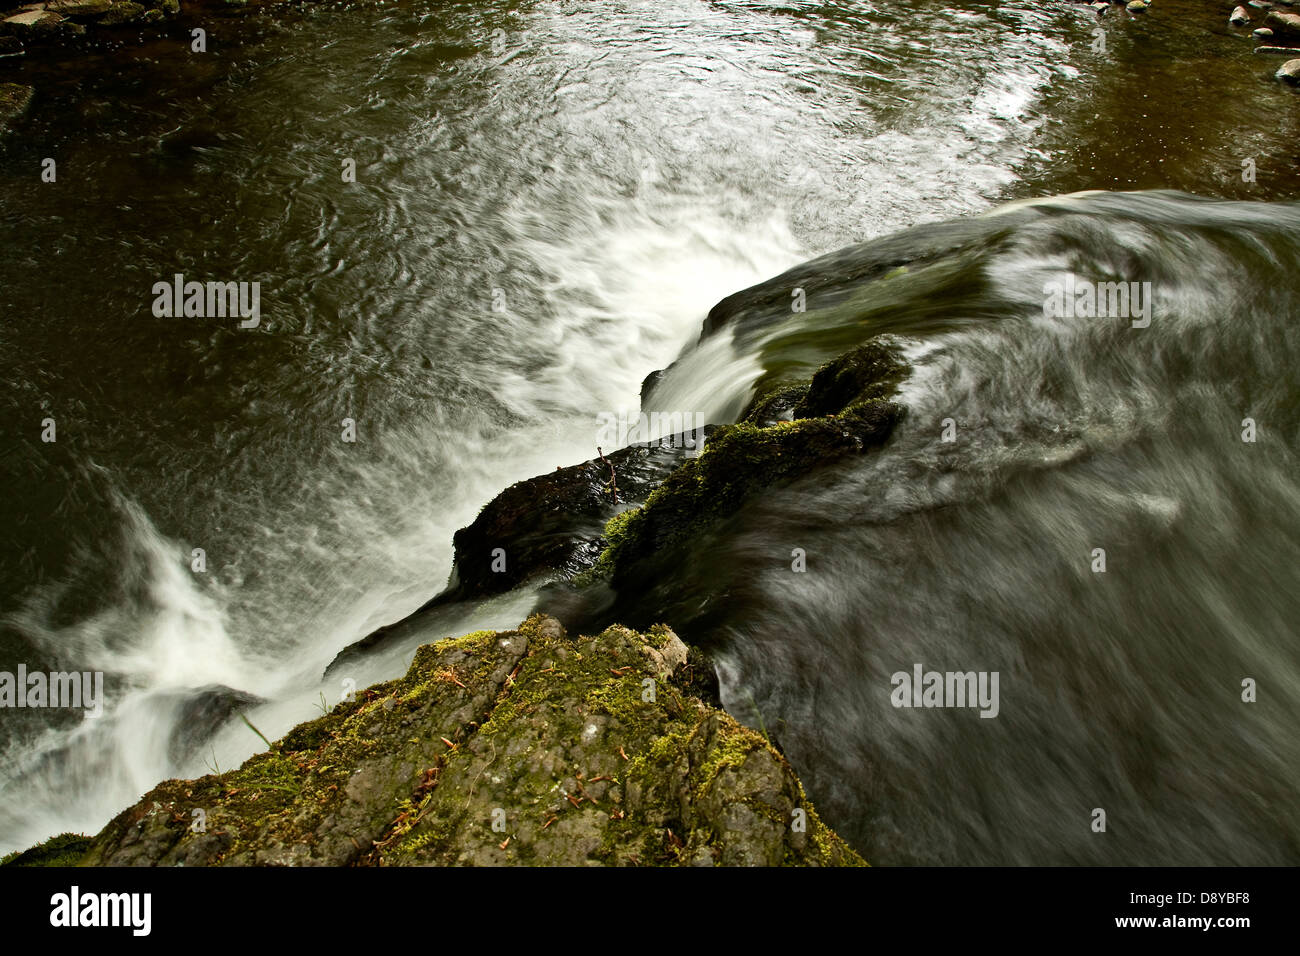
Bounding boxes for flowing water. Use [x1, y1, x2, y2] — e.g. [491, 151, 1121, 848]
[0, 0, 1297, 860]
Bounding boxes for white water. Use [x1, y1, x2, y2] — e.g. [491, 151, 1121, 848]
[0, 0, 1076, 854]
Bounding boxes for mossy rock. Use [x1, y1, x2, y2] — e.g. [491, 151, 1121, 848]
[595, 337, 907, 590]
[0, 832, 93, 867]
[0, 83, 32, 132]
[45, 615, 861, 866]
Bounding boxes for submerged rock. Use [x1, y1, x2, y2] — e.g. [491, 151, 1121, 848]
[1126, 1, 1148, 11]
[26, 615, 862, 867]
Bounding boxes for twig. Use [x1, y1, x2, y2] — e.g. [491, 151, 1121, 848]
[596, 447, 619, 504]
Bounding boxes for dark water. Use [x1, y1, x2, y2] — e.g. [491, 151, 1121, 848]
[0, 0, 1297, 859]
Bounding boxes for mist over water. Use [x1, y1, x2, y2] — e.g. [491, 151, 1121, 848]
[0, 0, 1297, 860]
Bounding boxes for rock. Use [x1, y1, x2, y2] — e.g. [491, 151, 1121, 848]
[593, 338, 908, 611]
[46, 0, 113, 18]
[1127, 1, 1148, 11]
[328, 430, 714, 670]
[16, 616, 864, 867]
[0, 81, 32, 131]
[1265, 10, 1300, 38]
[0, 34, 21, 53]
[0, 9, 64, 33]
[1231, 5, 1252, 24]
[1276, 57, 1300, 81]
[162, 684, 265, 766]
[1255, 27, 1275, 37]
[1090, 1, 1109, 12]
[97, 0, 144, 24]
[1255, 44, 1300, 53]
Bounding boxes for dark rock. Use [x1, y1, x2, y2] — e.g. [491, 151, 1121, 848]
[327, 430, 713, 671]
[437, 436, 705, 602]
[0, 34, 21, 52]
[598, 338, 907, 602]
[162, 684, 266, 766]
[0, 81, 32, 131]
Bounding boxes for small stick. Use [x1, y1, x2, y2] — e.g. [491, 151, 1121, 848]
[596, 447, 619, 504]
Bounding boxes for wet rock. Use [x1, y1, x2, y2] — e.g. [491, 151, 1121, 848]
[1276, 57, 1300, 81]
[163, 684, 266, 766]
[1126, 1, 1148, 11]
[46, 0, 113, 18]
[0, 9, 64, 33]
[38, 616, 863, 867]
[1265, 10, 1300, 38]
[1255, 44, 1300, 53]
[97, 0, 144, 24]
[0, 81, 32, 131]
[0, 35, 19, 53]
[435, 435, 708, 604]
[1231, 5, 1252, 25]
[1090, 1, 1109, 12]
[327, 431, 714, 670]
[1255, 27, 1275, 37]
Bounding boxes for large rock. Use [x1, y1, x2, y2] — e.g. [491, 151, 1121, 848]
[1265, 10, 1300, 39]
[329, 433, 711, 670]
[46, 0, 113, 18]
[596, 338, 908, 602]
[0, 9, 65, 33]
[1276, 57, 1300, 82]
[11, 616, 864, 867]
[439, 434, 709, 604]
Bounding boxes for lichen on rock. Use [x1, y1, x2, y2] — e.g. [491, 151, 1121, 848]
[24, 615, 862, 867]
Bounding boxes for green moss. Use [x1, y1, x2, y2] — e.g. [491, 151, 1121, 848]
[58, 613, 863, 867]
[1, 832, 91, 867]
[576, 337, 908, 588]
